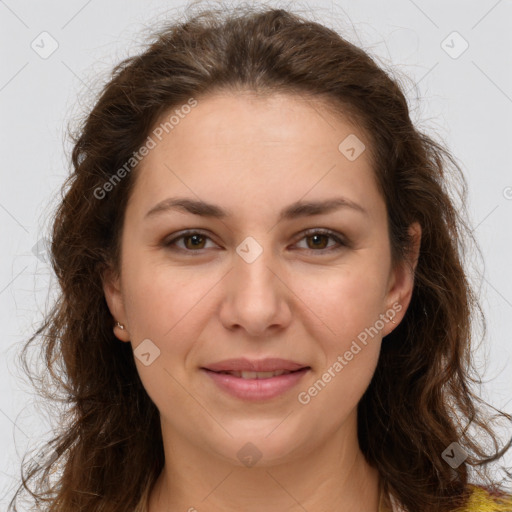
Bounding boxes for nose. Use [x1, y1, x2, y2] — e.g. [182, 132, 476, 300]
[218, 243, 292, 338]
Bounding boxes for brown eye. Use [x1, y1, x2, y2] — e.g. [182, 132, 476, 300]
[305, 233, 330, 250]
[163, 230, 217, 253]
[295, 229, 347, 254]
[183, 234, 207, 250]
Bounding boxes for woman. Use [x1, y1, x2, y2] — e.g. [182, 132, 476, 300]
[9, 4, 512, 512]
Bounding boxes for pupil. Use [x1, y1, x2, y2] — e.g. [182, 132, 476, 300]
[188, 235, 203, 248]
[310, 234, 326, 249]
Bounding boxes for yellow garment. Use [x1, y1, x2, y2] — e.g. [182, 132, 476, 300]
[379, 484, 512, 511]
[455, 485, 512, 511]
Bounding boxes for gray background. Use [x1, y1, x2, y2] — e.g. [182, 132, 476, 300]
[1, 0, 511, 506]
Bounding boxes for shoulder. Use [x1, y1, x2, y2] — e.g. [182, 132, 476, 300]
[457, 485, 512, 512]
[382, 484, 512, 512]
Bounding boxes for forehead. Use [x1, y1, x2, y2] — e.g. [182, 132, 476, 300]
[153, 90, 363, 152]
[129, 91, 382, 222]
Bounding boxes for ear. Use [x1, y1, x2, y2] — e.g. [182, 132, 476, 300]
[102, 265, 130, 342]
[382, 222, 421, 335]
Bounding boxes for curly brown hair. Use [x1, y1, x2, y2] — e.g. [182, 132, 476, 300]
[8, 3, 511, 512]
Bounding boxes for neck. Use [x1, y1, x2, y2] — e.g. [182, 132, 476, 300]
[148, 412, 381, 512]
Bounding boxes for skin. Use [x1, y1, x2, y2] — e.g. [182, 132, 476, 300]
[102, 91, 421, 512]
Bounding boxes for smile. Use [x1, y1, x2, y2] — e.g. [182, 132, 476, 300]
[202, 367, 310, 401]
[214, 369, 294, 379]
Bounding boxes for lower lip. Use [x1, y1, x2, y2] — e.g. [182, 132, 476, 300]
[202, 368, 310, 401]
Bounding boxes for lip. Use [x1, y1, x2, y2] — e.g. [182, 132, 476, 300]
[202, 358, 308, 373]
[201, 367, 310, 401]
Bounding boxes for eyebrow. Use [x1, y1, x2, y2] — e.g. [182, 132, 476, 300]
[144, 196, 368, 222]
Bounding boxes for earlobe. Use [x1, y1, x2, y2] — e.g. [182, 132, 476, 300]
[101, 266, 130, 342]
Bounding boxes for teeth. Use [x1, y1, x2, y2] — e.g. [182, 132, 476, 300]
[220, 370, 293, 379]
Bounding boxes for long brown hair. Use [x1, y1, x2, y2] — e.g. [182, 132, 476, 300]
[9, 3, 511, 511]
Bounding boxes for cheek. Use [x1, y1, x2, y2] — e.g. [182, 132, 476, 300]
[294, 270, 385, 415]
[122, 253, 212, 339]
[121, 262, 212, 409]
[293, 265, 387, 406]
[294, 262, 389, 339]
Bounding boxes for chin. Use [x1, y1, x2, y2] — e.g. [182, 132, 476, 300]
[204, 424, 314, 468]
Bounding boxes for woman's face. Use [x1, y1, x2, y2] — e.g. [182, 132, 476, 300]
[103, 91, 420, 466]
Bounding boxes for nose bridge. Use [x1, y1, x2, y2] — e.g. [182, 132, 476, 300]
[233, 234, 279, 301]
[221, 234, 290, 335]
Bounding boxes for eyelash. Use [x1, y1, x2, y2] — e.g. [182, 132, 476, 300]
[162, 228, 347, 256]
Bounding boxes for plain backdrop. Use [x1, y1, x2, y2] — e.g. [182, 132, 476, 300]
[1, 0, 511, 507]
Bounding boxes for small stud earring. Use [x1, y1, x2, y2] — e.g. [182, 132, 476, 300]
[116, 321, 125, 330]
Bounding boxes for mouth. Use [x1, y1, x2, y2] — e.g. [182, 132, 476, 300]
[202, 357, 309, 373]
[204, 368, 308, 379]
[200, 362, 311, 401]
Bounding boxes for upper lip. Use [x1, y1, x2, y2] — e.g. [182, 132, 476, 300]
[202, 358, 309, 372]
